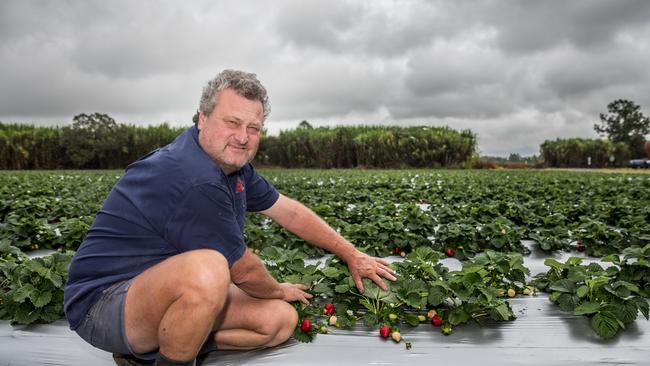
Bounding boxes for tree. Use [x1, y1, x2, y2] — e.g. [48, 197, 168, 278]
[62, 113, 123, 168]
[594, 99, 649, 157]
[297, 120, 313, 129]
[508, 153, 521, 162]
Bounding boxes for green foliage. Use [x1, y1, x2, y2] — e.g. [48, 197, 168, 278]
[540, 137, 631, 168]
[259, 125, 476, 168]
[0, 117, 186, 169]
[1, 168, 649, 343]
[594, 99, 650, 158]
[0, 242, 74, 324]
[534, 256, 649, 339]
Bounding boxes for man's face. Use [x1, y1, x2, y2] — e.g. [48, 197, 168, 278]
[197, 88, 264, 174]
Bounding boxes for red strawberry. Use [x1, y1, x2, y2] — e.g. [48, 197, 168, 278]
[393, 246, 401, 255]
[300, 319, 312, 333]
[324, 303, 335, 316]
[379, 324, 390, 338]
[576, 242, 585, 252]
[445, 248, 455, 257]
[431, 314, 443, 327]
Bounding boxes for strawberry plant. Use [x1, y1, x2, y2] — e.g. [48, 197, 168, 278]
[534, 256, 649, 339]
[603, 244, 650, 298]
[0, 241, 73, 324]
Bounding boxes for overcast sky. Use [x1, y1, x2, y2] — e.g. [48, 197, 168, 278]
[2, 0, 650, 156]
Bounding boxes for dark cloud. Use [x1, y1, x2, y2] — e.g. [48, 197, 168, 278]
[478, 0, 650, 53]
[1, 0, 650, 156]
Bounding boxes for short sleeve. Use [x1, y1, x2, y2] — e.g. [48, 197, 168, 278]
[165, 183, 246, 266]
[244, 166, 280, 212]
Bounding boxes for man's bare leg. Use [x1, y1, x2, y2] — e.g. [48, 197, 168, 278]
[209, 285, 298, 350]
[124, 249, 231, 361]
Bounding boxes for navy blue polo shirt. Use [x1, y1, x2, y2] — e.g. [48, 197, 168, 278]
[63, 125, 279, 330]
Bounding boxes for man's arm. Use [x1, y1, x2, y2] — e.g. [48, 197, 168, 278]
[261, 194, 396, 293]
[230, 248, 312, 304]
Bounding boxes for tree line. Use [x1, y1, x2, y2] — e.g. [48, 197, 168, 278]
[540, 99, 649, 167]
[0, 114, 185, 169]
[256, 122, 477, 168]
[2, 99, 646, 170]
[0, 115, 477, 169]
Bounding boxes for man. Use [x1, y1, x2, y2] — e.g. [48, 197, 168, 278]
[63, 69, 396, 366]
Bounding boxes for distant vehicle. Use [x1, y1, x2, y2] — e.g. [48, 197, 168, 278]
[629, 159, 650, 168]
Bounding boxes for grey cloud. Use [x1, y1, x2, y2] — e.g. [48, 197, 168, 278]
[272, 0, 451, 57]
[2, 0, 650, 157]
[265, 57, 401, 120]
[273, 0, 364, 52]
[542, 47, 650, 99]
[480, 0, 650, 53]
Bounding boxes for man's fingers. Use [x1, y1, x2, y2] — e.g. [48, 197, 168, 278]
[353, 275, 364, 294]
[375, 257, 391, 266]
[370, 273, 388, 291]
[378, 262, 395, 275]
[380, 268, 397, 281]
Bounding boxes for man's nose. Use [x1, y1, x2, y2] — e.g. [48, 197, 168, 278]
[234, 125, 249, 144]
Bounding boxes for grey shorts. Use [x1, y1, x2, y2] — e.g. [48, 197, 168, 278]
[74, 279, 217, 361]
[74, 279, 158, 360]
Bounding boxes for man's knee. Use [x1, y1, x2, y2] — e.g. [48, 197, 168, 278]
[176, 249, 231, 308]
[263, 300, 298, 347]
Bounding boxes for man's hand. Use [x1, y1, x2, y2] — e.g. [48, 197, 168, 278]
[347, 251, 397, 293]
[279, 283, 313, 304]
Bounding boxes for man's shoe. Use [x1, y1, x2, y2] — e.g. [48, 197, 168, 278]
[112, 353, 155, 366]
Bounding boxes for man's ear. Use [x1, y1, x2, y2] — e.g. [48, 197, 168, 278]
[197, 112, 207, 131]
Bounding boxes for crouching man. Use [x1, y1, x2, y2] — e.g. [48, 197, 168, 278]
[64, 69, 395, 366]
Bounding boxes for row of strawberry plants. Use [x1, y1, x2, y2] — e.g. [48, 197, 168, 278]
[2, 171, 649, 259]
[2, 236, 648, 345]
[260, 246, 534, 347]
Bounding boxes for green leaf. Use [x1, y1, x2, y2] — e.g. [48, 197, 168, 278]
[48, 273, 63, 288]
[601, 254, 620, 265]
[549, 279, 576, 294]
[606, 302, 639, 325]
[12, 284, 37, 303]
[334, 284, 350, 293]
[613, 281, 640, 296]
[566, 257, 583, 266]
[490, 303, 514, 321]
[32, 290, 52, 308]
[404, 313, 420, 327]
[368, 281, 399, 304]
[312, 282, 330, 294]
[557, 293, 579, 312]
[632, 297, 649, 320]
[427, 285, 446, 306]
[573, 302, 601, 315]
[461, 272, 482, 289]
[363, 312, 380, 327]
[13, 307, 40, 325]
[293, 328, 314, 343]
[543, 258, 565, 271]
[576, 285, 589, 298]
[448, 307, 471, 325]
[321, 267, 341, 278]
[592, 312, 620, 339]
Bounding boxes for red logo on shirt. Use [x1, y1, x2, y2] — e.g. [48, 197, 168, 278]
[236, 178, 244, 193]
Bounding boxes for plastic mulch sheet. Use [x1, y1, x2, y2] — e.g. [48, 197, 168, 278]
[2, 245, 649, 365]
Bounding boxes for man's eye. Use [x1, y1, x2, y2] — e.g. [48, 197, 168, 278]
[248, 126, 260, 132]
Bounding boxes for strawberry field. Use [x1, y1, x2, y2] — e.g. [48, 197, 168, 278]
[1, 169, 649, 347]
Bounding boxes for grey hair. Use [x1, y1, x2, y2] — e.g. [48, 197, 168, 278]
[193, 69, 270, 124]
